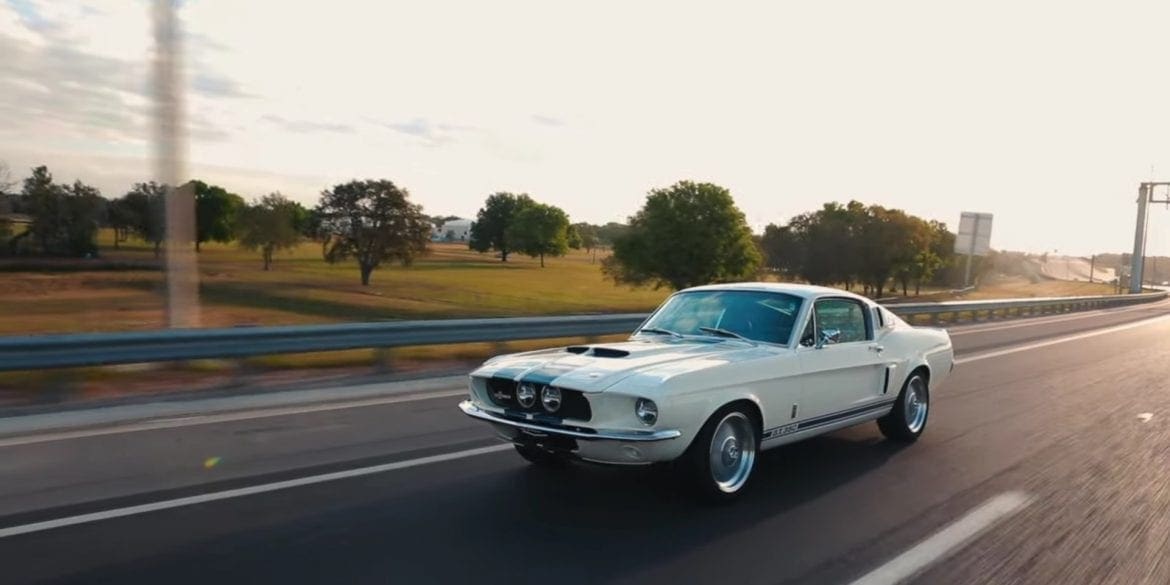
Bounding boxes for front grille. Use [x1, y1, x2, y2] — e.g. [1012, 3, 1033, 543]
[486, 377, 592, 421]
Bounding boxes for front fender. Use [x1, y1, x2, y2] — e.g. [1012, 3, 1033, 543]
[640, 385, 765, 456]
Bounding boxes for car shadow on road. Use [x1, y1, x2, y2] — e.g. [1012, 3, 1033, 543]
[420, 428, 912, 583]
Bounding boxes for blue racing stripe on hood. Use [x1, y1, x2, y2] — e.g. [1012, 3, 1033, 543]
[520, 363, 579, 385]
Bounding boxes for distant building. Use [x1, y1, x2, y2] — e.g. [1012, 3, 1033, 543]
[433, 218, 472, 242]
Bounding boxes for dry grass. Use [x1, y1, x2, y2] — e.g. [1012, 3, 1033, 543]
[1, 232, 667, 335]
[899, 276, 1119, 303]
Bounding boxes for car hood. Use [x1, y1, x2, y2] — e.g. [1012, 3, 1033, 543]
[470, 338, 757, 392]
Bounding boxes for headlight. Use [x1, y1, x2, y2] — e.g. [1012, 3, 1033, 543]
[516, 383, 537, 408]
[635, 398, 658, 426]
[541, 386, 562, 413]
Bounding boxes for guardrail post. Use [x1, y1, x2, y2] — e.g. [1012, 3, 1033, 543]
[229, 358, 257, 388]
[39, 371, 79, 404]
[376, 347, 395, 373]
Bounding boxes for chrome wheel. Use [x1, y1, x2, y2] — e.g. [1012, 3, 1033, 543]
[904, 376, 929, 433]
[707, 412, 757, 493]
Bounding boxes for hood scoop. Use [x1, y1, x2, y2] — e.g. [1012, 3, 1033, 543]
[564, 346, 630, 358]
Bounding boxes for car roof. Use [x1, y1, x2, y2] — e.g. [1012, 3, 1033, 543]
[678, 282, 872, 302]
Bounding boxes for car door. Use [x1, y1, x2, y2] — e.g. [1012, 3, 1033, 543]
[795, 297, 889, 424]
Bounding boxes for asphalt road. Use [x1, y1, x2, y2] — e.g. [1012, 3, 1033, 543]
[3, 301, 1170, 584]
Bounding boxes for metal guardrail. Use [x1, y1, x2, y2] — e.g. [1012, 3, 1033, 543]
[0, 292, 1164, 372]
[887, 291, 1166, 319]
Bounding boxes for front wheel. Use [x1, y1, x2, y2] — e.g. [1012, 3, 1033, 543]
[682, 407, 759, 502]
[878, 372, 930, 442]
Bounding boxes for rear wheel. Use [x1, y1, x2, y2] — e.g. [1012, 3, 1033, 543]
[514, 443, 570, 467]
[682, 406, 759, 502]
[878, 371, 930, 442]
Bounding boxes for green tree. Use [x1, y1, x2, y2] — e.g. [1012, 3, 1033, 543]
[570, 222, 601, 263]
[238, 193, 302, 270]
[759, 223, 803, 278]
[190, 180, 244, 252]
[468, 192, 533, 262]
[603, 180, 761, 290]
[0, 217, 11, 256]
[295, 206, 324, 241]
[892, 215, 933, 296]
[926, 220, 956, 287]
[23, 167, 102, 257]
[507, 202, 570, 267]
[570, 222, 599, 252]
[316, 179, 431, 285]
[121, 182, 167, 258]
[106, 196, 136, 249]
[595, 222, 628, 247]
[761, 201, 866, 289]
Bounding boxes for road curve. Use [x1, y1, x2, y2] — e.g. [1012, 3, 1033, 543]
[3, 301, 1170, 584]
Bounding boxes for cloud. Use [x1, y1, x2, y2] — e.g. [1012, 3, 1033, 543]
[531, 114, 564, 127]
[0, 0, 247, 149]
[191, 72, 250, 99]
[0, 32, 149, 144]
[261, 114, 354, 135]
[381, 117, 480, 147]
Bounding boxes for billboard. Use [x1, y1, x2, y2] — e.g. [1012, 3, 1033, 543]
[954, 212, 993, 256]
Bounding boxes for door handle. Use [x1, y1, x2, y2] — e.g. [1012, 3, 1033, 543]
[869, 344, 884, 354]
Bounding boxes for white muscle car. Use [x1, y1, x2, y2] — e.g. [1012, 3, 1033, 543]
[458, 283, 954, 500]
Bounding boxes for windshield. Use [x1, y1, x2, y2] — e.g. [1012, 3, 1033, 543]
[638, 290, 804, 345]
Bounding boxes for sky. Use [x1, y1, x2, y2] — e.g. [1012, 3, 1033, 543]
[3, 0, 1170, 257]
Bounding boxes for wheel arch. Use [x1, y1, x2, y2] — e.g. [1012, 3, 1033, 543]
[683, 394, 765, 452]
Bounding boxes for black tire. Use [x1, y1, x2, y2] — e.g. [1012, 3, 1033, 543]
[514, 443, 570, 467]
[878, 371, 930, 442]
[681, 405, 760, 503]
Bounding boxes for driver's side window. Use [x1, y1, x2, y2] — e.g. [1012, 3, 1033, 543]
[808, 298, 870, 346]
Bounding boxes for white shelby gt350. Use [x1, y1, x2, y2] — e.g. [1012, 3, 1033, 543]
[459, 283, 954, 500]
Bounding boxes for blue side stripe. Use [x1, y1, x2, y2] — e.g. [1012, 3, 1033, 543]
[763, 400, 896, 439]
[797, 400, 897, 430]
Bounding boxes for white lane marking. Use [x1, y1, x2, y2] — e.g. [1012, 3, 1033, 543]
[848, 491, 1033, 585]
[0, 443, 512, 539]
[0, 389, 468, 448]
[947, 300, 1168, 336]
[955, 314, 1170, 365]
[1138, 413, 1154, 423]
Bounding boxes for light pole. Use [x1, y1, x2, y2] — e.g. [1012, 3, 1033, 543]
[1129, 182, 1170, 293]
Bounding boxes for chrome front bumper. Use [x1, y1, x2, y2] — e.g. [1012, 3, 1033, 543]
[458, 400, 681, 442]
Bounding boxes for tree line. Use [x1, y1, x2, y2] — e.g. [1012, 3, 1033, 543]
[1, 162, 960, 294]
[599, 182, 959, 296]
[758, 201, 956, 296]
[465, 192, 628, 266]
[0, 163, 628, 285]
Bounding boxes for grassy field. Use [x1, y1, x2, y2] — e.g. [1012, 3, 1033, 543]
[0, 233, 1126, 336]
[1, 232, 669, 335]
[902, 276, 1119, 303]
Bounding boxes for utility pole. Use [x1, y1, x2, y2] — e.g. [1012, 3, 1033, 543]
[1130, 182, 1170, 293]
[1089, 255, 1095, 283]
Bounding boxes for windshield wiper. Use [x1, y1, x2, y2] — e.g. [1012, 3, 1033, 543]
[637, 326, 684, 339]
[699, 327, 755, 343]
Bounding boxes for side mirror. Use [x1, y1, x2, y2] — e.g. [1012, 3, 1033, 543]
[816, 328, 841, 349]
